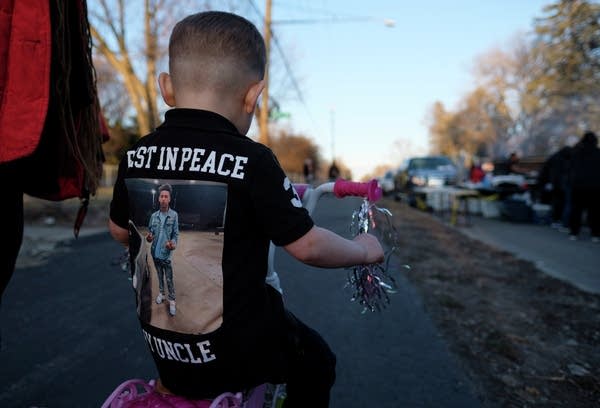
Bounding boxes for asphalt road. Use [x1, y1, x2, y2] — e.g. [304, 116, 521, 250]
[1, 195, 480, 408]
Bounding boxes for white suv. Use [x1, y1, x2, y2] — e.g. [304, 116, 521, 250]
[378, 170, 396, 195]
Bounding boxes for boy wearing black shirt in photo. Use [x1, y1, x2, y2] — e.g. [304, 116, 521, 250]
[108, 11, 383, 407]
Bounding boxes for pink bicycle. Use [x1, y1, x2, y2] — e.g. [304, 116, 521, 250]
[103, 178, 397, 408]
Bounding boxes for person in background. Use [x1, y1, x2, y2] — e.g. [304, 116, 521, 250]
[328, 161, 340, 181]
[567, 131, 600, 242]
[0, 0, 107, 348]
[469, 159, 485, 183]
[506, 152, 528, 175]
[537, 145, 573, 229]
[303, 157, 315, 184]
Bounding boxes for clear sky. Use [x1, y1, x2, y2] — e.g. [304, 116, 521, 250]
[240, 0, 552, 179]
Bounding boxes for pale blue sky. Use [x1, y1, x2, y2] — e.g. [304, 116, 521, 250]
[239, 0, 552, 179]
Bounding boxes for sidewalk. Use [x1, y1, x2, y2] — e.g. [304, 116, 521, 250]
[18, 224, 107, 268]
[457, 217, 600, 295]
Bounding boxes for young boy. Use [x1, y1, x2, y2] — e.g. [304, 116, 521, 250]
[146, 183, 179, 316]
[108, 11, 383, 407]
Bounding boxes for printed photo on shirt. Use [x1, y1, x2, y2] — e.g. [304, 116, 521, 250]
[125, 178, 227, 334]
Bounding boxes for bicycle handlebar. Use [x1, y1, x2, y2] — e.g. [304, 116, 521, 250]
[333, 179, 382, 202]
[269, 178, 383, 294]
[293, 183, 310, 200]
[292, 179, 382, 213]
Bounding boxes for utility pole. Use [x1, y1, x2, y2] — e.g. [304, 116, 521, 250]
[257, 2, 392, 147]
[259, 0, 272, 146]
[330, 107, 335, 161]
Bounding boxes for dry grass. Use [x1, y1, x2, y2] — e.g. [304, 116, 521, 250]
[382, 198, 600, 408]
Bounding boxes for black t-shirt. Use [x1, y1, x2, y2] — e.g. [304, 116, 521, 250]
[109, 108, 313, 398]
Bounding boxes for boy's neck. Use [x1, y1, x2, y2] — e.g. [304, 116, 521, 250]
[174, 94, 244, 133]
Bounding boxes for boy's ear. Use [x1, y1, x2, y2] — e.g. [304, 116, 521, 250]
[243, 80, 265, 114]
[158, 72, 176, 107]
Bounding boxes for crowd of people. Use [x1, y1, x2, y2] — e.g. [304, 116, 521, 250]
[465, 131, 599, 242]
[537, 131, 600, 242]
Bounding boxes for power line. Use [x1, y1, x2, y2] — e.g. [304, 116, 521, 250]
[268, 1, 395, 27]
[246, 0, 315, 124]
[245, 0, 262, 20]
[270, 30, 308, 110]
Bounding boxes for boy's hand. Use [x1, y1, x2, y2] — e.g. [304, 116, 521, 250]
[146, 232, 154, 242]
[165, 240, 176, 250]
[353, 233, 384, 264]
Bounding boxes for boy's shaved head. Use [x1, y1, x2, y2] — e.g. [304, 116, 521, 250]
[169, 11, 266, 96]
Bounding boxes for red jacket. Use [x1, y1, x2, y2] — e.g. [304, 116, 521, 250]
[0, 0, 109, 203]
[0, 0, 52, 162]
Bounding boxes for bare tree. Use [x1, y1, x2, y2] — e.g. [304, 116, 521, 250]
[426, 101, 455, 156]
[528, 0, 600, 137]
[94, 56, 130, 127]
[427, 85, 515, 162]
[89, 0, 161, 135]
[426, 1, 600, 162]
[90, 1, 299, 143]
[89, 0, 220, 135]
[472, 39, 533, 156]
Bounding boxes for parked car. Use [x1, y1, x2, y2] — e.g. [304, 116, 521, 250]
[394, 155, 459, 193]
[378, 170, 396, 195]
